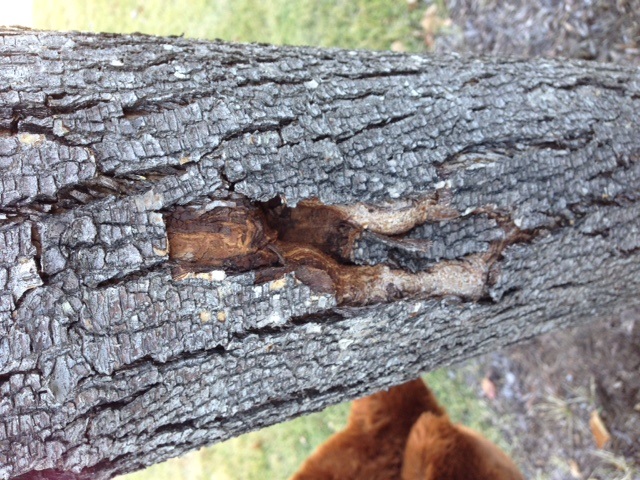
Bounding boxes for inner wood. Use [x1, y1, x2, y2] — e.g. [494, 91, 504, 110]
[165, 196, 490, 306]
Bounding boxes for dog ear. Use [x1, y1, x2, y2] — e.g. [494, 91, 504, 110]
[289, 379, 443, 480]
[401, 412, 524, 480]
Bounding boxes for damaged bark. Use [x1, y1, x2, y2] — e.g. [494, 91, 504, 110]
[0, 27, 639, 479]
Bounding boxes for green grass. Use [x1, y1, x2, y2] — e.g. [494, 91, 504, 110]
[33, 0, 428, 52]
[31, 2, 498, 479]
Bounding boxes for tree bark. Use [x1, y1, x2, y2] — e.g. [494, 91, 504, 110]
[0, 27, 639, 479]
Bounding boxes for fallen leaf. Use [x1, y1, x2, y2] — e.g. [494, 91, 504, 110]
[589, 410, 611, 449]
[251, 440, 263, 450]
[568, 459, 582, 479]
[391, 41, 406, 52]
[420, 5, 452, 49]
[421, 5, 440, 34]
[481, 377, 497, 400]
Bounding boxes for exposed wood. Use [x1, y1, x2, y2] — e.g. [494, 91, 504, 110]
[0, 27, 639, 479]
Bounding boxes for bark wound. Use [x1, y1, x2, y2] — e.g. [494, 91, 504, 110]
[166, 194, 492, 306]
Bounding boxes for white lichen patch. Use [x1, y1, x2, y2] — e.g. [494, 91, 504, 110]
[18, 133, 45, 146]
[53, 119, 70, 136]
[199, 310, 212, 323]
[61, 301, 75, 315]
[463, 207, 476, 216]
[178, 270, 227, 282]
[153, 246, 169, 257]
[174, 68, 189, 79]
[201, 199, 240, 212]
[9, 257, 43, 302]
[62, 38, 77, 49]
[304, 323, 323, 334]
[256, 310, 286, 328]
[134, 190, 165, 211]
[269, 277, 288, 291]
[304, 79, 319, 89]
[466, 161, 496, 170]
[434, 179, 453, 190]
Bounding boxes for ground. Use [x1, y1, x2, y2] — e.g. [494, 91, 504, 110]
[459, 315, 640, 480]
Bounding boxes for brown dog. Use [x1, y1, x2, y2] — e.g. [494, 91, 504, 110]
[290, 379, 524, 480]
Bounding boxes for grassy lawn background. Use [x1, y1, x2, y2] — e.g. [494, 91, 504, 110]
[32, 1, 503, 478]
[33, 0, 431, 52]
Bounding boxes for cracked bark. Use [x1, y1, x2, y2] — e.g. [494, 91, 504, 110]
[1, 27, 639, 479]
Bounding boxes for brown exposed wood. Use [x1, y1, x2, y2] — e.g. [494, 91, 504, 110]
[166, 196, 512, 305]
[166, 201, 278, 272]
[263, 198, 361, 261]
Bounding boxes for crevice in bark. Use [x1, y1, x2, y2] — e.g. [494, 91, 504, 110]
[119, 91, 217, 119]
[554, 76, 630, 95]
[71, 348, 229, 407]
[461, 72, 498, 88]
[0, 369, 41, 390]
[226, 309, 345, 341]
[8, 111, 20, 136]
[333, 69, 422, 81]
[82, 382, 162, 421]
[93, 262, 170, 290]
[14, 121, 78, 151]
[152, 419, 197, 436]
[231, 324, 292, 340]
[165, 192, 538, 306]
[44, 94, 111, 116]
[218, 165, 236, 193]
[438, 129, 596, 176]
[3, 165, 190, 216]
[218, 117, 296, 146]
[242, 382, 357, 421]
[28, 220, 49, 285]
[289, 311, 347, 326]
[523, 75, 635, 95]
[620, 246, 640, 257]
[334, 111, 415, 144]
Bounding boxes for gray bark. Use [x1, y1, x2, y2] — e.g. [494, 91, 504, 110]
[0, 27, 639, 479]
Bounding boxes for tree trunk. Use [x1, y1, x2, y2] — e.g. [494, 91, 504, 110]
[1, 27, 639, 479]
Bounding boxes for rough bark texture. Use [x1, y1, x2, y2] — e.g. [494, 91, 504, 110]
[0, 27, 639, 479]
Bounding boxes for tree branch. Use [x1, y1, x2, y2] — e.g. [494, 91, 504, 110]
[1, 27, 639, 479]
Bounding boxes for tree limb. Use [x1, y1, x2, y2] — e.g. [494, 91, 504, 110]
[0, 27, 639, 479]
